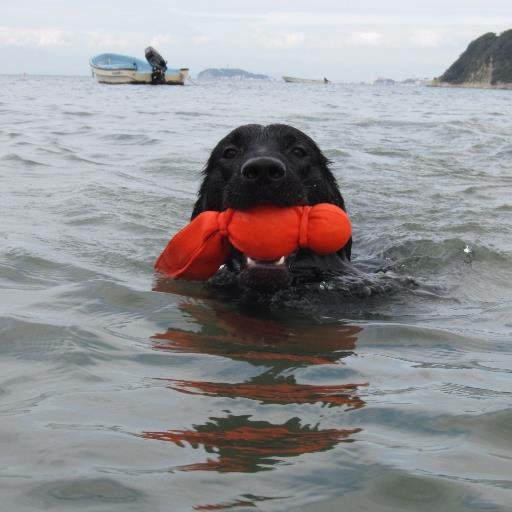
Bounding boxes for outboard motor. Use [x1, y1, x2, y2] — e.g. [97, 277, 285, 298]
[145, 46, 167, 84]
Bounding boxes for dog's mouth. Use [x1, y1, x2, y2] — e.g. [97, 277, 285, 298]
[214, 245, 353, 294]
[229, 251, 292, 291]
[223, 248, 348, 291]
[246, 255, 287, 269]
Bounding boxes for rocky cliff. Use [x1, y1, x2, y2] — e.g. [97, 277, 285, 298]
[432, 30, 512, 89]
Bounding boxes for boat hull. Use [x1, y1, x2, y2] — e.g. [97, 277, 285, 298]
[91, 65, 189, 85]
[282, 76, 328, 84]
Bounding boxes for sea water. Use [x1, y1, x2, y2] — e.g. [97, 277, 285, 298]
[1, 75, 511, 511]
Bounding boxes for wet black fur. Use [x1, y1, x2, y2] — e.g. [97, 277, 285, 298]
[191, 124, 353, 286]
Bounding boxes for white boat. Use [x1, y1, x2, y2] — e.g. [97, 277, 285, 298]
[283, 76, 330, 84]
[90, 47, 189, 85]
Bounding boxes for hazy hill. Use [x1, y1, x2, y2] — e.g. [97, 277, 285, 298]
[434, 30, 512, 88]
[197, 68, 269, 80]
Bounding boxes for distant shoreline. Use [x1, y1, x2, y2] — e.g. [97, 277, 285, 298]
[428, 79, 512, 91]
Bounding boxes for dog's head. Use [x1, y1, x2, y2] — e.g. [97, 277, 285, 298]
[192, 124, 352, 293]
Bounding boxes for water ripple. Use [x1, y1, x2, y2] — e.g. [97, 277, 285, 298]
[1, 76, 511, 512]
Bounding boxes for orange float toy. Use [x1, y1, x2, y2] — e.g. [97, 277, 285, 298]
[155, 204, 352, 280]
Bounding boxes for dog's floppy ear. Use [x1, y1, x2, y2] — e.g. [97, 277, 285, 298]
[191, 171, 222, 219]
[308, 169, 346, 211]
[305, 151, 346, 211]
[313, 171, 352, 260]
[305, 154, 352, 260]
[191, 128, 243, 219]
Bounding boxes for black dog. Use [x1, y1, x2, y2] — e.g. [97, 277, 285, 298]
[192, 124, 353, 293]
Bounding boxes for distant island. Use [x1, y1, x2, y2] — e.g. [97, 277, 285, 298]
[431, 29, 512, 89]
[197, 68, 270, 80]
[372, 77, 429, 86]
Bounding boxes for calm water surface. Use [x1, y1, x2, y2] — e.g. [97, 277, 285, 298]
[1, 76, 511, 511]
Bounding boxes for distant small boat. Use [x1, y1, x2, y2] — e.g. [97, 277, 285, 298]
[283, 76, 330, 84]
[90, 47, 189, 85]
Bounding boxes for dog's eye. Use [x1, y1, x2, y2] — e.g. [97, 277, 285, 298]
[291, 147, 307, 158]
[222, 147, 238, 159]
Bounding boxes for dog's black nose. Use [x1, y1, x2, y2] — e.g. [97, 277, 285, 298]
[240, 157, 286, 183]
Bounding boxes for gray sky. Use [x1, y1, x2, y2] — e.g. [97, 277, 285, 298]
[2, 1, 511, 81]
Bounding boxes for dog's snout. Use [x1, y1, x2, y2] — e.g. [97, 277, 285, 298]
[240, 157, 286, 184]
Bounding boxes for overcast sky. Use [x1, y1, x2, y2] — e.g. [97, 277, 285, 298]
[1, 1, 511, 81]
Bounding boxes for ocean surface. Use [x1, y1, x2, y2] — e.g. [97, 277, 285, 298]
[1, 75, 511, 512]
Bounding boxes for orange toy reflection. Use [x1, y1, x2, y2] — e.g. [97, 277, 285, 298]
[152, 302, 361, 367]
[143, 416, 360, 473]
[192, 494, 279, 511]
[162, 379, 366, 409]
[144, 296, 366, 490]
